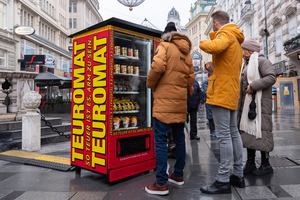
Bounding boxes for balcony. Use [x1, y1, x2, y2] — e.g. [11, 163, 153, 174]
[240, 4, 255, 20]
[284, 37, 300, 55]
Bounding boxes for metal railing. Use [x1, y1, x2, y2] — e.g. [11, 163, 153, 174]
[284, 39, 300, 53]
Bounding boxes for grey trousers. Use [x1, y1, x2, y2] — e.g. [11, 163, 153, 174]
[211, 105, 243, 182]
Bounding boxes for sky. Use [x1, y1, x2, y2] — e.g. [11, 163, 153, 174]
[98, 0, 197, 31]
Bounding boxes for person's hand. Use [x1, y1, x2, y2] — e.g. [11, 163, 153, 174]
[205, 62, 214, 74]
[245, 85, 253, 94]
[200, 103, 203, 107]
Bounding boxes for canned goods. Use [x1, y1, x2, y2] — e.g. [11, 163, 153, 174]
[114, 64, 120, 73]
[115, 46, 120, 55]
[122, 47, 127, 56]
[134, 66, 139, 75]
[121, 65, 127, 74]
[128, 48, 133, 57]
[134, 49, 139, 58]
[127, 66, 133, 74]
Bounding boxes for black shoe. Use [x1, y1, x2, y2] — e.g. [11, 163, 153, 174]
[230, 174, 245, 188]
[243, 162, 257, 174]
[252, 164, 273, 176]
[190, 136, 200, 140]
[200, 180, 231, 194]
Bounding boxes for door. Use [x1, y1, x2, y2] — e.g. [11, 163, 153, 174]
[280, 82, 294, 107]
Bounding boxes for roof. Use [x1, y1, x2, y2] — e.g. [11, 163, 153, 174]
[69, 17, 162, 38]
[168, 7, 180, 20]
[34, 72, 72, 87]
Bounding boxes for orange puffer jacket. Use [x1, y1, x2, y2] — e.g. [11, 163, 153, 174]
[200, 23, 245, 110]
[147, 32, 195, 124]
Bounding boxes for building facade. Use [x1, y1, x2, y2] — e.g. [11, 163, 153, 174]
[166, 7, 187, 35]
[257, 0, 300, 75]
[186, 0, 216, 70]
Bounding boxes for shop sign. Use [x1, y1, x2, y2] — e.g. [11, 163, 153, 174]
[24, 55, 45, 64]
[15, 26, 35, 35]
[273, 61, 285, 75]
[71, 29, 111, 174]
[191, 51, 202, 67]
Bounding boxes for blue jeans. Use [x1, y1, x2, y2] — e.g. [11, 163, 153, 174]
[154, 118, 186, 186]
[211, 106, 243, 182]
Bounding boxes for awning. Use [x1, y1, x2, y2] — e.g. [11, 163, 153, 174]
[34, 72, 72, 88]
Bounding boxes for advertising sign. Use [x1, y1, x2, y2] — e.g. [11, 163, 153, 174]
[24, 55, 45, 64]
[15, 26, 35, 35]
[71, 29, 111, 174]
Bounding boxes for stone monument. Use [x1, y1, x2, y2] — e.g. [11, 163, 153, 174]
[22, 91, 42, 151]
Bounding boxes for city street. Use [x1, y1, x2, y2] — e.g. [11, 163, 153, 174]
[0, 108, 300, 200]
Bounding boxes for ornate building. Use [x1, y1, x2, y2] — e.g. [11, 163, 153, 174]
[185, 0, 216, 70]
[167, 7, 187, 35]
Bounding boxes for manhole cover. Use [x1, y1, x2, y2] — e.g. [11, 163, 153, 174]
[256, 157, 299, 168]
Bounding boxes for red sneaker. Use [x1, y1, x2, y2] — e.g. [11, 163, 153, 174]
[168, 173, 184, 185]
[145, 182, 169, 195]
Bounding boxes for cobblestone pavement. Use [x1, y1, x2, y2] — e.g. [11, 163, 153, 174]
[0, 108, 300, 199]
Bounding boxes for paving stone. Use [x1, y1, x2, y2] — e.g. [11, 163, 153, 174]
[71, 191, 107, 200]
[15, 191, 76, 200]
[236, 186, 277, 199]
[280, 185, 300, 198]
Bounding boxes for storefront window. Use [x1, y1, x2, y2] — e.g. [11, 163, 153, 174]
[20, 39, 36, 59]
[42, 48, 57, 69]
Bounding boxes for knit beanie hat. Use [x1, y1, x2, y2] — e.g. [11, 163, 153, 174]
[241, 38, 261, 52]
[163, 22, 177, 34]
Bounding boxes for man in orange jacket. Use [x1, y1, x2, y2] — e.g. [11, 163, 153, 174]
[199, 11, 245, 194]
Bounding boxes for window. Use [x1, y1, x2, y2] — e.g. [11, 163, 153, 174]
[39, 0, 42, 7]
[42, 23, 44, 37]
[46, 1, 48, 13]
[53, 31, 55, 43]
[289, 17, 296, 39]
[43, 0, 45, 10]
[52, 6, 54, 17]
[49, 4, 51, 15]
[73, 18, 77, 28]
[249, 23, 253, 38]
[24, 11, 26, 27]
[48, 27, 50, 40]
[73, 3, 77, 13]
[27, 13, 30, 26]
[31, 16, 33, 27]
[275, 0, 280, 6]
[69, 3, 72, 12]
[69, 18, 72, 28]
[51, 29, 53, 42]
[263, 38, 267, 57]
[45, 25, 47, 38]
[0, 49, 6, 68]
[39, 22, 41, 35]
[276, 28, 282, 54]
[20, 9, 23, 26]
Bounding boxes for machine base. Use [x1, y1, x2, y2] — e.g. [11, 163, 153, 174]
[108, 158, 156, 182]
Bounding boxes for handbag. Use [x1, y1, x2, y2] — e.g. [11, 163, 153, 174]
[248, 91, 257, 120]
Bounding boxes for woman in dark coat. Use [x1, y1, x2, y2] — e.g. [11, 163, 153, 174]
[237, 38, 276, 176]
[202, 73, 216, 137]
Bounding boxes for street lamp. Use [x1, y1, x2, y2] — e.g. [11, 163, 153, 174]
[117, 0, 146, 11]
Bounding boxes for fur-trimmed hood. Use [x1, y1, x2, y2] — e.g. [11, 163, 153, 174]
[161, 31, 192, 55]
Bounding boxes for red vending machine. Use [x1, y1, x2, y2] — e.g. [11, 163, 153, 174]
[69, 18, 162, 182]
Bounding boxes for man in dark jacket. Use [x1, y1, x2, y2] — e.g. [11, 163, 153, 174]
[187, 80, 205, 140]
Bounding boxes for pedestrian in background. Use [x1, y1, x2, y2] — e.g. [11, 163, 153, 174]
[237, 38, 276, 176]
[145, 22, 195, 196]
[199, 10, 245, 194]
[187, 79, 205, 140]
[202, 72, 216, 137]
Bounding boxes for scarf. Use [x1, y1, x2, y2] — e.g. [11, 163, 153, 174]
[240, 52, 262, 139]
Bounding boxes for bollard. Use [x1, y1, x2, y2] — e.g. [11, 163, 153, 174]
[22, 91, 42, 151]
